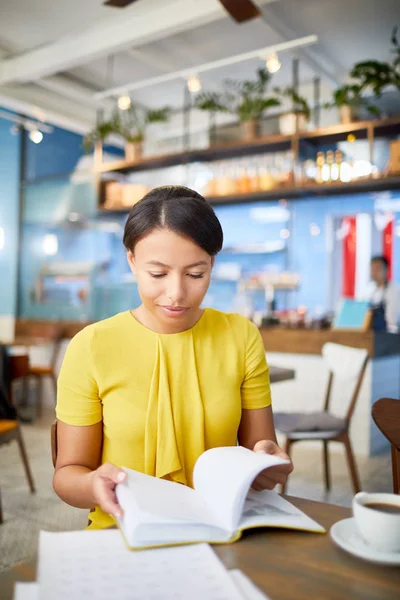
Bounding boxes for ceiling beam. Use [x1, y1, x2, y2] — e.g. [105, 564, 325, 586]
[0, 84, 94, 134]
[0, 0, 228, 85]
[258, 5, 343, 86]
[95, 35, 318, 99]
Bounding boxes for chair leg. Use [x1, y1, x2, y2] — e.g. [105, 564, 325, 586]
[16, 426, 36, 494]
[392, 446, 400, 495]
[51, 373, 57, 407]
[323, 441, 331, 492]
[0, 486, 3, 524]
[343, 433, 361, 494]
[280, 438, 293, 495]
[36, 376, 43, 419]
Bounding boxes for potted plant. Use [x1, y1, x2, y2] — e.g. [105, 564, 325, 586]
[195, 68, 280, 141]
[324, 84, 379, 124]
[83, 106, 171, 160]
[350, 27, 400, 97]
[275, 86, 311, 135]
[83, 114, 120, 154]
[119, 105, 171, 161]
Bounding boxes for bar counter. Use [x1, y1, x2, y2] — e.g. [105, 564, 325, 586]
[259, 327, 400, 358]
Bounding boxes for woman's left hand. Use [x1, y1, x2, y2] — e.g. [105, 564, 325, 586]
[251, 439, 294, 491]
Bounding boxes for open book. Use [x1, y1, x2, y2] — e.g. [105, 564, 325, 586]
[116, 446, 325, 550]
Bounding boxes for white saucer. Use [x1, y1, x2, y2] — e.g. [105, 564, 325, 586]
[330, 518, 400, 566]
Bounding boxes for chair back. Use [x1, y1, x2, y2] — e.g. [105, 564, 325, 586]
[322, 343, 369, 422]
[372, 398, 400, 494]
[51, 420, 58, 467]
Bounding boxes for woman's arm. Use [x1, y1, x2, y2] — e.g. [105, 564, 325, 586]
[238, 406, 293, 491]
[238, 405, 277, 449]
[53, 420, 126, 517]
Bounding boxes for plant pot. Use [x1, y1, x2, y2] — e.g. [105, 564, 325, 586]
[279, 112, 308, 135]
[125, 141, 143, 162]
[240, 120, 260, 141]
[339, 104, 360, 124]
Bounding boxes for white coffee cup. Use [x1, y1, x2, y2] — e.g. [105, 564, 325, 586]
[353, 492, 400, 553]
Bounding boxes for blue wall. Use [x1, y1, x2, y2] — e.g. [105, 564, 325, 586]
[0, 115, 21, 317]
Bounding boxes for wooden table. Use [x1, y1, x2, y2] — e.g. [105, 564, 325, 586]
[269, 365, 295, 384]
[1, 497, 399, 600]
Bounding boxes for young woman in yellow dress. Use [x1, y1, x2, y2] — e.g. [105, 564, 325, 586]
[53, 185, 293, 529]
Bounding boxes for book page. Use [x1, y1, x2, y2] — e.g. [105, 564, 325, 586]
[13, 583, 38, 600]
[116, 467, 227, 546]
[238, 489, 325, 533]
[193, 446, 290, 533]
[37, 531, 244, 600]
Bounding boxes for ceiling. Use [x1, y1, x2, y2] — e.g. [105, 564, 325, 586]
[0, 0, 398, 136]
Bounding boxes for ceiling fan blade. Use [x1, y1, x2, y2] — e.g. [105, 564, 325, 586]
[219, 0, 261, 23]
[104, 0, 139, 7]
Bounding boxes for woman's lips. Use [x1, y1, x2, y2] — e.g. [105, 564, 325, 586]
[159, 306, 188, 317]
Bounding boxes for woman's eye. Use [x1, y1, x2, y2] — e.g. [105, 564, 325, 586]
[188, 273, 204, 279]
[150, 273, 167, 279]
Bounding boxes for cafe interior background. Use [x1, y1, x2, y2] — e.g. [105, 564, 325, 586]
[0, 0, 400, 571]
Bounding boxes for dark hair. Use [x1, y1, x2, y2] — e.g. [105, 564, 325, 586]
[123, 185, 223, 255]
[371, 255, 389, 269]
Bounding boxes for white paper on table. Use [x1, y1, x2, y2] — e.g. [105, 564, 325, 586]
[13, 583, 38, 600]
[37, 530, 244, 600]
[230, 570, 271, 600]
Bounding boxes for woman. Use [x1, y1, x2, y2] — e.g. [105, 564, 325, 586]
[368, 255, 399, 332]
[53, 186, 293, 529]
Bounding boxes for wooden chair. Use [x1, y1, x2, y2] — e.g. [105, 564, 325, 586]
[274, 343, 369, 495]
[27, 323, 64, 418]
[372, 398, 400, 494]
[0, 353, 36, 524]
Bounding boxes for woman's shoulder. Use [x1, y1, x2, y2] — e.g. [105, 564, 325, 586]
[69, 311, 131, 347]
[203, 308, 257, 336]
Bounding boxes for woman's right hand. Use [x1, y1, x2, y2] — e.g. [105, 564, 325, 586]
[89, 463, 127, 519]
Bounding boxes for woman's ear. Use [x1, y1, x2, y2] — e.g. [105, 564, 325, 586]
[127, 250, 136, 274]
[210, 256, 215, 269]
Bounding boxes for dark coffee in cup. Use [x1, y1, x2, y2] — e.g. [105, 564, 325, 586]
[364, 502, 400, 515]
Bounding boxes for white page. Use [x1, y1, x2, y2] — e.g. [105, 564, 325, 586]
[238, 489, 325, 533]
[230, 570, 271, 600]
[14, 583, 38, 600]
[37, 531, 244, 600]
[193, 446, 290, 533]
[116, 467, 225, 546]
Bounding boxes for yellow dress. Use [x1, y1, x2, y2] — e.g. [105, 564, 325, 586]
[56, 308, 271, 529]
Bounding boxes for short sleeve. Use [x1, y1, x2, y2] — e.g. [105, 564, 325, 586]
[56, 326, 102, 426]
[241, 321, 271, 409]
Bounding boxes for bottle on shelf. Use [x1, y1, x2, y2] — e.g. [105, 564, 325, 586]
[331, 150, 342, 181]
[316, 152, 325, 183]
[325, 150, 335, 182]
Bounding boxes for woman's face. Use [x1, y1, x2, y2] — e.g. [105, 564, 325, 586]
[127, 228, 214, 332]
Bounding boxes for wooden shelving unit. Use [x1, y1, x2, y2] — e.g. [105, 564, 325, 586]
[95, 116, 400, 209]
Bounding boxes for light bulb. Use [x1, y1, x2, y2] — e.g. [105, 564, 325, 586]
[280, 228, 290, 239]
[266, 53, 281, 74]
[310, 223, 321, 236]
[118, 95, 131, 110]
[29, 129, 43, 144]
[187, 74, 201, 94]
[43, 234, 58, 256]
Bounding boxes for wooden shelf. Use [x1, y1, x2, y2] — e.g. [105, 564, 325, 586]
[98, 175, 400, 212]
[96, 116, 400, 176]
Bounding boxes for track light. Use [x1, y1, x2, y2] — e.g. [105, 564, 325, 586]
[118, 94, 131, 110]
[266, 53, 281, 73]
[187, 74, 201, 94]
[29, 129, 43, 144]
